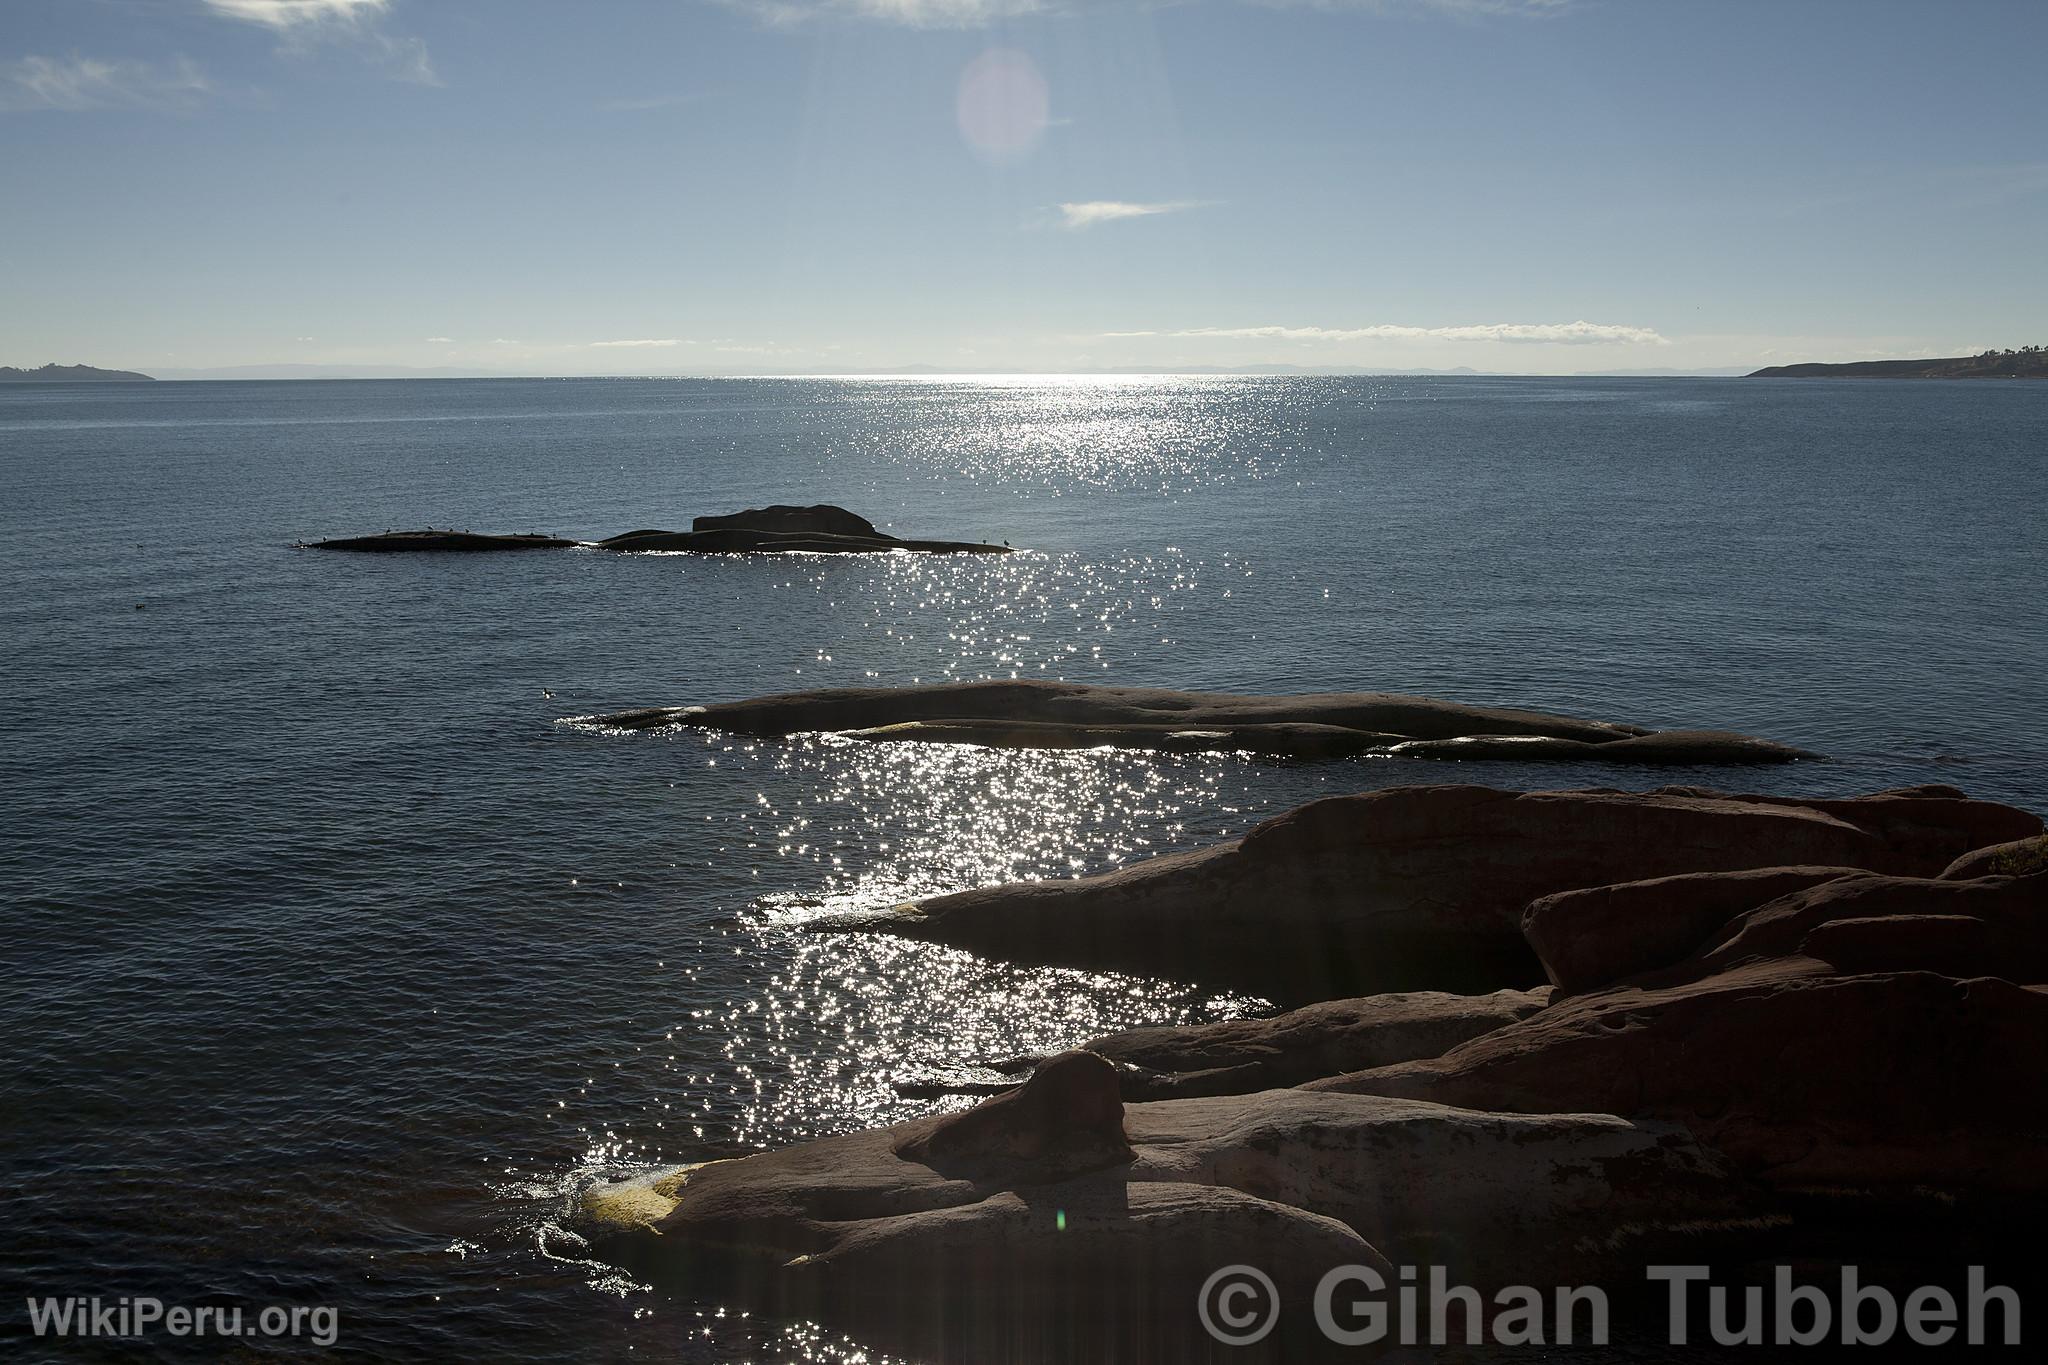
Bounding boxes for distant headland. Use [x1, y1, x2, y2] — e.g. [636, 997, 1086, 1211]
[1748, 347, 2047, 379]
[0, 363, 154, 382]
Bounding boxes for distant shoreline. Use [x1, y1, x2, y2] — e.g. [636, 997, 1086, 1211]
[0, 363, 154, 383]
[1749, 350, 2047, 380]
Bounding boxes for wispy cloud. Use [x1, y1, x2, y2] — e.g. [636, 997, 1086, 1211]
[204, 0, 392, 27]
[1108, 320, 1668, 345]
[425, 336, 453, 343]
[721, 0, 1566, 26]
[1058, 200, 1201, 229]
[718, 0, 1051, 28]
[1257, 0, 1572, 15]
[0, 55, 210, 112]
[602, 92, 714, 112]
[204, 0, 435, 84]
[586, 338, 691, 348]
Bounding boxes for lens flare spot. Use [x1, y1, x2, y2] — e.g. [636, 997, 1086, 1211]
[956, 48, 1049, 161]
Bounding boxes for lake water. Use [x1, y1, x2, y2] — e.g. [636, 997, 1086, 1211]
[3, 375, 2043, 1360]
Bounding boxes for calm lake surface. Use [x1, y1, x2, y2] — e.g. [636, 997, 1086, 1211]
[3, 375, 2044, 1360]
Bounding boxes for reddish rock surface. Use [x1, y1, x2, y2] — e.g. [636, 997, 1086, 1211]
[1522, 866, 1863, 995]
[848, 784, 2042, 999]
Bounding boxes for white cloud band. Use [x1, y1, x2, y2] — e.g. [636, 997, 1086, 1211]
[0, 55, 210, 112]
[1107, 321, 1668, 345]
[1058, 200, 1200, 229]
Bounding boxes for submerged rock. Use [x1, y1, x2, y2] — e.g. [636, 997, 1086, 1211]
[842, 717, 1410, 758]
[588, 678, 1648, 740]
[1384, 729, 1822, 764]
[831, 783, 2041, 1000]
[591, 679, 1818, 763]
[301, 529, 580, 552]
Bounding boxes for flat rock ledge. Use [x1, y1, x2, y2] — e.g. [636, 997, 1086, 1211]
[589, 788, 2048, 1361]
[299, 503, 1010, 555]
[586, 678, 1821, 764]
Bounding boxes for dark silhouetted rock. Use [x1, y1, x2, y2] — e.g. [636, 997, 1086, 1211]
[596, 505, 1005, 554]
[302, 505, 1009, 556]
[827, 784, 2041, 1000]
[595, 525, 1009, 554]
[302, 530, 581, 552]
[691, 504, 881, 537]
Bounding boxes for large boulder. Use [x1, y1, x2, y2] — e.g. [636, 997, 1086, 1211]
[895, 1050, 1132, 1179]
[831, 784, 2042, 1000]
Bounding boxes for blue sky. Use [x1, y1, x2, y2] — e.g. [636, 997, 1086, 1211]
[2, 0, 2044, 375]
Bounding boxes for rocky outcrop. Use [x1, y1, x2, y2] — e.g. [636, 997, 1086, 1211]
[1522, 866, 1864, 995]
[1319, 960, 2048, 1193]
[1017, 988, 1552, 1099]
[1943, 833, 2048, 880]
[593, 1082, 1740, 1361]
[596, 505, 1007, 554]
[1316, 867, 2048, 1191]
[587, 786, 2048, 1360]
[302, 530, 580, 552]
[301, 505, 1009, 555]
[587, 678, 1817, 763]
[829, 784, 2041, 1000]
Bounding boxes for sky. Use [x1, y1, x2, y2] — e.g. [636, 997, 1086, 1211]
[2, 0, 2044, 376]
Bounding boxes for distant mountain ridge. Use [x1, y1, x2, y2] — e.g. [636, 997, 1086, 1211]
[1749, 348, 2047, 379]
[0, 362, 154, 382]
